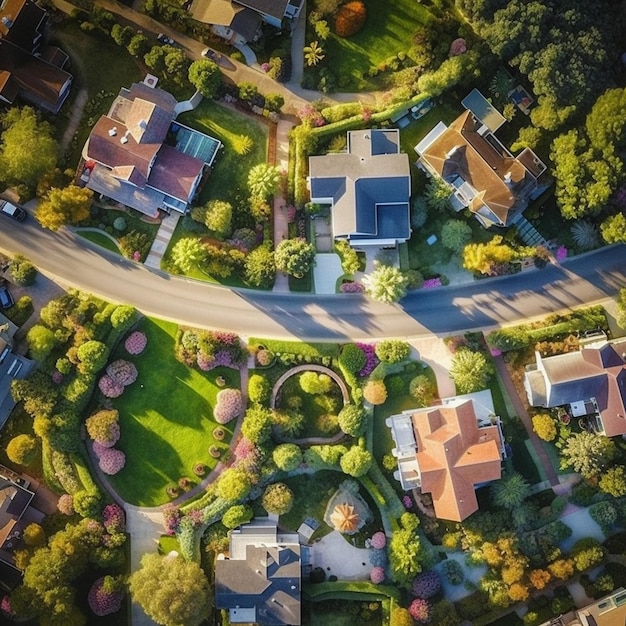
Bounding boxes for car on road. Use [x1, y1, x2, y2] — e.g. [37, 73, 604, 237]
[0, 199, 26, 221]
[0, 284, 14, 309]
[157, 33, 175, 45]
[201, 48, 221, 61]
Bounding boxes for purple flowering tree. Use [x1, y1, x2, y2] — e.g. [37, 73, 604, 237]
[125, 331, 147, 355]
[411, 571, 441, 599]
[106, 360, 138, 386]
[356, 342, 379, 377]
[88, 576, 124, 616]
[162, 504, 182, 535]
[370, 531, 386, 549]
[98, 448, 126, 475]
[99, 374, 124, 398]
[103, 503, 126, 534]
[409, 598, 431, 624]
[370, 566, 385, 584]
[214, 388, 244, 424]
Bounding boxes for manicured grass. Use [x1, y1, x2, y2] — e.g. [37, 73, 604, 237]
[78, 230, 121, 255]
[306, 0, 455, 92]
[177, 100, 269, 207]
[51, 21, 143, 166]
[249, 338, 340, 358]
[107, 317, 239, 506]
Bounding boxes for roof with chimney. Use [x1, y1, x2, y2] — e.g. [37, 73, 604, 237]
[309, 128, 411, 246]
[216, 520, 301, 625]
[83, 79, 206, 214]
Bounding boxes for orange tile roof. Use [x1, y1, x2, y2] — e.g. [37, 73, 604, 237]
[411, 400, 503, 522]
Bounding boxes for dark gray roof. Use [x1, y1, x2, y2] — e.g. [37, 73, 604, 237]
[216, 544, 301, 626]
[547, 374, 607, 409]
[236, 0, 287, 20]
[231, 7, 262, 40]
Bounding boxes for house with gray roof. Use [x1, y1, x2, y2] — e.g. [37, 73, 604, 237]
[308, 128, 411, 249]
[81, 76, 221, 218]
[215, 518, 301, 625]
[0, 0, 72, 112]
[524, 337, 626, 437]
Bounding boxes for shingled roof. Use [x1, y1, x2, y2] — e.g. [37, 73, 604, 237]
[215, 521, 301, 625]
[417, 110, 545, 227]
[525, 339, 626, 437]
[309, 129, 411, 246]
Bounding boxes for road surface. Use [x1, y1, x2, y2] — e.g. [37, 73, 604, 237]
[1, 217, 625, 340]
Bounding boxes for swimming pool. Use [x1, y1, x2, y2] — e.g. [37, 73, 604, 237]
[170, 123, 221, 165]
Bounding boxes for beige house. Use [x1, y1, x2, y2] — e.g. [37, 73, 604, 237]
[416, 90, 549, 228]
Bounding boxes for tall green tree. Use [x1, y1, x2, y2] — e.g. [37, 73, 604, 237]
[449, 348, 493, 393]
[0, 106, 57, 188]
[491, 473, 531, 510]
[362, 263, 409, 303]
[275, 238, 315, 277]
[560, 431, 616, 479]
[171, 237, 206, 273]
[248, 163, 281, 199]
[203, 200, 232, 238]
[35, 185, 92, 231]
[188, 59, 222, 98]
[129, 553, 211, 626]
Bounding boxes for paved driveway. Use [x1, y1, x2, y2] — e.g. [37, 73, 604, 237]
[310, 530, 371, 580]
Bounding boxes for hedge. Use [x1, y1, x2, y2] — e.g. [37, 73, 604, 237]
[303, 580, 401, 601]
[248, 338, 339, 358]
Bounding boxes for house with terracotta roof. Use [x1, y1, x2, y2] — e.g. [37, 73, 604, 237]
[386, 390, 506, 522]
[308, 128, 411, 249]
[524, 337, 626, 437]
[189, 0, 302, 44]
[215, 518, 302, 625]
[81, 76, 222, 217]
[415, 90, 549, 228]
[0, 0, 72, 112]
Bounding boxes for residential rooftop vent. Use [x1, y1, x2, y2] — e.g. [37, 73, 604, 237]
[108, 127, 117, 137]
[143, 74, 158, 88]
[1, 16, 13, 28]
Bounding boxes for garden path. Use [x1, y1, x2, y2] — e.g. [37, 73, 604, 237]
[493, 355, 561, 488]
[407, 336, 456, 399]
[144, 211, 180, 269]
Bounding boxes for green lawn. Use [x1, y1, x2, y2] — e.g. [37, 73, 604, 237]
[51, 21, 143, 166]
[107, 317, 239, 506]
[77, 230, 121, 255]
[306, 0, 454, 92]
[177, 100, 269, 207]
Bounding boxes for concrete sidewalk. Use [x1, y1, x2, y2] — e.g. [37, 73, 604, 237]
[144, 212, 180, 269]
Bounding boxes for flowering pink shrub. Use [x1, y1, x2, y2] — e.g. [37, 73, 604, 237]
[403, 495, 413, 509]
[162, 503, 182, 535]
[103, 503, 125, 534]
[57, 493, 74, 515]
[356, 342, 379, 377]
[88, 576, 123, 616]
[92, 441, 107, 459]
[197, 351, 215, 371]
[98, 448, 126, 475]
[256, 349, 273, 366]
[412, 571, 441, 599]
[1, 596, 14, 618]
[125, 331, 147, 355]
[106, 360, 138, 386]
[214, 388, 244, 424]
[370, 566, 385, 584]
[51, 370, 64, 384]
[556, 246, 568, 262]
[449, 37, 467, 56]
[340, 281, 365, 293]
[490, 347, 502, 357]
[286, 205, 297, 223]
[261, 62, 270, 72]
[409, 598, 431, 623]
[422, 277, 442, 289]
[370, 531, 386, 549]
[362, 106, 372, 122]
[99, 374, 124, 398]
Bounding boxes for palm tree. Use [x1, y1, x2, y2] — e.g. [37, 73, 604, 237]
[570, 221, 599, 250]
[491, 473, 531, 510]
[303, 41, 325, 67]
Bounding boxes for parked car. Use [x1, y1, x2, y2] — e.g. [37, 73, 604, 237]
[0, 199, 27, 221]
[157, 33, 175, 45]
[0, 285, 14, 309]
[201, 48, 221, 61]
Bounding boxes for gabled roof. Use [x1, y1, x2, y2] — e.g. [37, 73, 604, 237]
[0, 0, 47, 52]
[236, 0, 289, 21]
[418, 110, 542, 226]
[189, 0, 262, 40]
[0, 40, 71, 111]
[410, 399, 503, 522]
[215, 521, 301, 625]
[527, 339, 626, 437]
[309, 129, 411, 244]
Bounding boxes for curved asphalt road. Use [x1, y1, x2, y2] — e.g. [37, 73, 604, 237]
[2, 217, 625, 340]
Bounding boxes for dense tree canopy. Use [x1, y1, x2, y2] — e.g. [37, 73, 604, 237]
[559, 431, 617, 479]
[129, 553, 211, 626]
[457, 0, 617, 128]
[35, 185, 92, 231]
[188, 59, 222, 98]
[0, 106, 58, 188]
